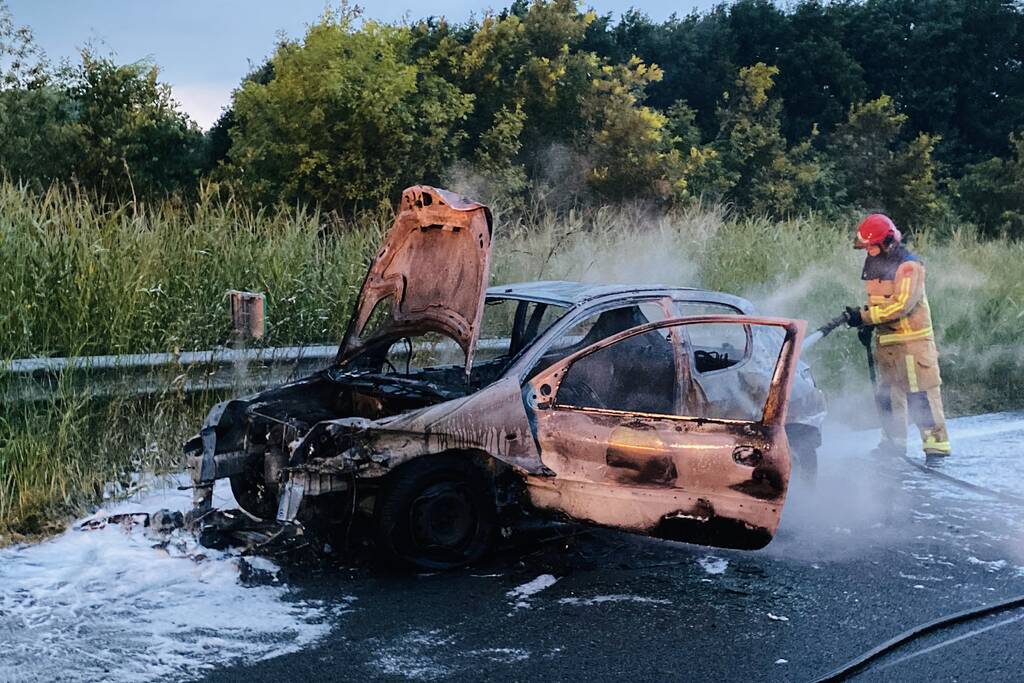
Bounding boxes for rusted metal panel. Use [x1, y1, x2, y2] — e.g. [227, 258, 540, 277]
[337, 186, 493, 375]
[522, 315, 804, 549]
[229, 290, 266, 341]
[289, 376, 543, 479]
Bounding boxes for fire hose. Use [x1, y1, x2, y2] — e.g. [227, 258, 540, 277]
[807, 323, 1024, 680]
[800, 311, 852, 351]
[811, 592, 1024, 681]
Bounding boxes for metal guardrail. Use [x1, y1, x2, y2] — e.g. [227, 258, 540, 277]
[1, 345, 339, 402]
[0, 339, 512, 402]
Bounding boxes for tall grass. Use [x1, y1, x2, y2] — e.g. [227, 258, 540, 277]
[0, 182, 384, 359]
[3, 183, 1023, 538]
[0, 382, 208, 537]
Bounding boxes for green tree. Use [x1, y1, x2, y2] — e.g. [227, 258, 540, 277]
[956, 134, 1024, 239]
[472, 101, 529, 195]
[223, 10, 473, 210]
[1, 4, 200, 199]
[66, 54, 203, 199]
[582, 57, 683, 200]
[0, 85, 77, 186]
[0, 3, 76, 186]
[583, 6, 737, 139]
[708, 63, 819, 216]
[435, 1, 683, 202]
[775, 1, 866, 140]
[829, 95, 944, 229]
[839, 0, 1024, 168]
[449, 0, 598, 156]
[665, 100, 729, 201]
[0, 0, 46, 88]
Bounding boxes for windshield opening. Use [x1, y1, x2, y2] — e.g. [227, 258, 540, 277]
[342, 296, 569, 390]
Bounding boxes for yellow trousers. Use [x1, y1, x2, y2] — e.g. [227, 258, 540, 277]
[874, 339, 951, 455]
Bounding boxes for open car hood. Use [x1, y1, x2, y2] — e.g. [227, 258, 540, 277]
[337, 186, 493, 374]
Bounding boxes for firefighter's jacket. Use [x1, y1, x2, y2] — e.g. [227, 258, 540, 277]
[860, 246, 934, 346]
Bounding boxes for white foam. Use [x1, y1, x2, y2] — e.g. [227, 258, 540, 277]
[467, 647, 530, 663]
[697, 556, 729, 575]
[372, 629, 454, 681]
[558, 594, 671, 606]
[0, 474, 344, 682]
[967, 556, 1008, 572]
[507, 574, 559, 600]
[506, 574, 559, 612]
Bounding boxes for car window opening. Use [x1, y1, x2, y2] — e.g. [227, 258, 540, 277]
[555, 321, 785, 423]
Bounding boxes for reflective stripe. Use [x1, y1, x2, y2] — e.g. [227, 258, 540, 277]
[905, 354, 919, 392]
[869, 277, 911, 323]
[878, 325, 933, 345]
[923, 436, 951, 454]
[885, 278, 911, 316]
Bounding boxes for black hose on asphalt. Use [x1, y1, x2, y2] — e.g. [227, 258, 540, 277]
[899, 453, 1024, 506]
[811, 593, 1024, 682]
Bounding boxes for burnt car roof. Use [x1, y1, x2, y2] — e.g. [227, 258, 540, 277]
[486, 280, 751, 310]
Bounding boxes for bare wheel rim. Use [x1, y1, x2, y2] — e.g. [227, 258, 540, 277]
[407, 482, 478, 554]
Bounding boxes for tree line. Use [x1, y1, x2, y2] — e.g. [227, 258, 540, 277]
[1, 0, 1022, 236]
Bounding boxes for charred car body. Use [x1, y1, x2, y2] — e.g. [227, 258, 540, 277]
[185, 186, 820, 568]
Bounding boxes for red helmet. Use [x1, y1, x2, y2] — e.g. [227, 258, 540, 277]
[854, 213, 901, 249]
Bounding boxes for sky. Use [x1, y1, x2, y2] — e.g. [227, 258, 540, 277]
[6, 1, 712, 130]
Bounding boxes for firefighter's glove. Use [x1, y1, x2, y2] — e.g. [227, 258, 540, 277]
[845, 306, 864, 328]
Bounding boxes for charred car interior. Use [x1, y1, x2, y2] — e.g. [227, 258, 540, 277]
[184, 185, 819, 569]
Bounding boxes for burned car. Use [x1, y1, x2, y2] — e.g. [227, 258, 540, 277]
[185, 185, 819, 569]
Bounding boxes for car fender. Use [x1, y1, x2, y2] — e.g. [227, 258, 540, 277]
[290, 377, 546, 478]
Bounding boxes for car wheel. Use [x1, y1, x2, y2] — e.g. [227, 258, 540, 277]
[792, 440, 819, 482]
[786, 424, 819, 484]
[230, 464, 279, 520]
[374, 454, 495, 570]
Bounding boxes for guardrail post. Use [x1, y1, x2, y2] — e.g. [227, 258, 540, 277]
[228, 291, 265, 345]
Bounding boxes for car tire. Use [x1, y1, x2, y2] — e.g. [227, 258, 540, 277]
[230, 466, 279, 520]
[792, 439, 819, 482]
[785, 424, 820, 484]
[374, 454, 496, 571]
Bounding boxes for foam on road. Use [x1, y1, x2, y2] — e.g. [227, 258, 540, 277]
[0, 476, 341, 682]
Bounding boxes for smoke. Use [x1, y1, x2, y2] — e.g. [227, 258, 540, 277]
[444, 143, 593, 217]
[743, 262, 857, 319]
[769, 405, 930, 563]
[444, 161, 492, 207]
[547, 207, 715, 287]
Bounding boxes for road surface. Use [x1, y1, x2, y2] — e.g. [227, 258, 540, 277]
[2, 412, 1023, 681]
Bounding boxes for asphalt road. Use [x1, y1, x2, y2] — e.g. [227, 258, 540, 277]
[202, 417, 1024, 682]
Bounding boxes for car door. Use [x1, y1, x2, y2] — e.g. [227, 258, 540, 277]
[522, 315, 805, 550]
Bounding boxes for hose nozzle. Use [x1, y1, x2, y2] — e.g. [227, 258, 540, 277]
[801, 311, 852, 351]
[817, 310, 851, 337]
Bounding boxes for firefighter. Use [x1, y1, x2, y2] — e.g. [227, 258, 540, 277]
[843, 213, 951, 459]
